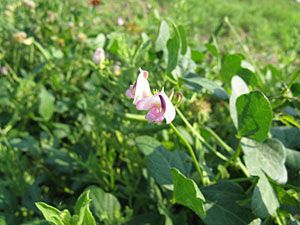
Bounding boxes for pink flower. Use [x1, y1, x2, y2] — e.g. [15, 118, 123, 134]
[92, 47, 105, 64]
[126, 68, 152, 104]
[136, 88, 176, 124]
[126, 68, 176, 124]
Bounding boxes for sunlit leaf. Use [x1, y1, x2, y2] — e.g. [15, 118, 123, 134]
[241, 138, 287, 184]
[39, 88, 55, 121]
[236, 91, 272, 141]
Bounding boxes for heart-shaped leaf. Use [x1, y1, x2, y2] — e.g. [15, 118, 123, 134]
[241, 138, 287, 184]
[236, 91, 272, 142]
[171, 168, 206, 218]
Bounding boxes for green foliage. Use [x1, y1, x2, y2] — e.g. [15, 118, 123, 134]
[221, 54, 243, 83]
[202, 182, 255, 225]
[171, 168, 206, 218]
[242, 138, 287, 184]
[251, 173, 279, 219]
[87, 186, 122, 225]
[147, 142, 192, 187]
[36, 191, 96, 225]
[236, 91, 273, 141]
[39, 88, 55, 121]
[0, 0, 300, 224]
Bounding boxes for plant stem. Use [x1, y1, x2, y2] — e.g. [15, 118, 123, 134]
[224, 17, 264, 88]
[203, 126, 234, 154]
[124, 113, 147, 122]
[176, 108, 229, 161]
[170, 123, 204, 184]
[275, 211, 284, 225]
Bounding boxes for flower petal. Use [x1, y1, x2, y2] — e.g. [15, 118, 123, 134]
[125, 84, 135, 98]
[133, 68, 152, 104]
[145, 106, 164, 123]
[136, 94, 160, 110]
[159, 88, 176, 124]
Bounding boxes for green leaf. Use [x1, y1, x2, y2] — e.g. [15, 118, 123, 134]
[205, 43, 218, 57]
[238, 68, 258, 88]
[291, 83, 300, 96]
[35, 202, 71, 225]
[271, 126, 300, 149]
[251, 172, 279, 218]
[171, 168, 206, 218]
[39, 88, 55, 121]
[147, 147, 192, 188]
[178, 25, 187, 55]
[202, 181, 255, 225]
[241, 138, 287, 184]
[183, 73, 228, 100]
[155, 20, 170, 53]
[167, 25, 180, 72]
[135, 135, 162, 156]
[230, 75, 250, 128]
[285, 148, 300, 170]
[236, 91, 272, 142]
[86, 186, 121, 224]
[191, 50, 204, 63]
[74, 191, 96, 225]
[0, 216, 6, 225]
[220, 54, 242, 83]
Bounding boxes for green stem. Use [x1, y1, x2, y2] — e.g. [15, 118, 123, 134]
[275, 211, 284, 225]
[224, 17, 264, 88]
[226, 177, 257, 183]
[176, 108, 229, 161]
[203, 127, 234, 154]
[124, 113, 147, 122]
[33, 40, 50, 61]
[170, 123, 204, 184]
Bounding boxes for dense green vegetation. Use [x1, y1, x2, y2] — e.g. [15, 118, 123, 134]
[0, 0, 299, 225]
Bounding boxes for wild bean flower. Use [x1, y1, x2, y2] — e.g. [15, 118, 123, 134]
[126, 68, 176, 124]
[92, 48, 105, 65]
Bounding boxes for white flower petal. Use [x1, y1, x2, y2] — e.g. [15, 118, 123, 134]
[136, 95, 160, 110]
[133, 68, 152, 104]
[159, 88, 176, 124]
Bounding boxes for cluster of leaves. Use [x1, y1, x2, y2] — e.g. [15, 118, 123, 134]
[0, 0, 300, 225]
